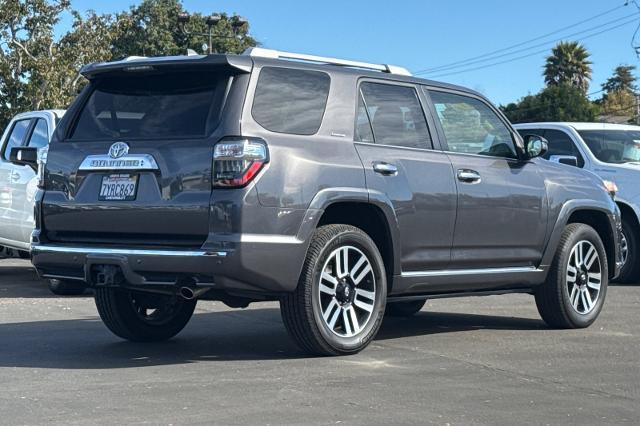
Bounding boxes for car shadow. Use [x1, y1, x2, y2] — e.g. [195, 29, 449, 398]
[0, 307, 546, 369]
[0, 262, 91, 298]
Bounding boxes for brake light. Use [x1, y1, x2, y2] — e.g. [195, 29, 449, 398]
[213, 138, 268, 188]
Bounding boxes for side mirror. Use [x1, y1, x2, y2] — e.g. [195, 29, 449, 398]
[549, 155, 579, 167]
[523, 134, 548, 159]
[9, 146, 38, 171]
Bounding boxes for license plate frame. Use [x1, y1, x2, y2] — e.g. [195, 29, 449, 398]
[98, 173, 139, 201]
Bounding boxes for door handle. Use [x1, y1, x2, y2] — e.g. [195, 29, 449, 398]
[457, 169, 481, 183]
[372, 162, 398, 176]
[10, 171, 20, 182]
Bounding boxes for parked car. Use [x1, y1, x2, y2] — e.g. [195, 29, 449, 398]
[514, 122, 640, 283]
[12, 48, 621, 355]
[0, 109, 84, 295]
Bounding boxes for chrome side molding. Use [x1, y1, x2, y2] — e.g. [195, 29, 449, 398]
[402, 266, 539, 278]
[78, 154, 159, 171]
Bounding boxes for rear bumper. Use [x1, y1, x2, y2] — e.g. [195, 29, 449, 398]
[31, 238, 308, 294]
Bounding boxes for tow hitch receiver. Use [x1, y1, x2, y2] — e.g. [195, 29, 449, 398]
[90, 264, 124, 286]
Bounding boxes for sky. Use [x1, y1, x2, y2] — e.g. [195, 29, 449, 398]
[62, 0, 640, 106]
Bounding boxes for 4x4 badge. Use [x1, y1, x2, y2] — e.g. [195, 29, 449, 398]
[108, 142, 129, 159]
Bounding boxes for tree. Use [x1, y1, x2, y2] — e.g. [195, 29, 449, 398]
[543, 41, 592, 93]
[0, 0, 257, 129]
[111, 0, 256, 58]
[601, 89, 636, 120]
[501, 84, 598, 123]
[0, 0, 71, 127]
[602, 65, 637, 94]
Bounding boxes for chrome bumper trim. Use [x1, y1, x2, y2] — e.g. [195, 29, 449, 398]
[32, 245, 228, 258]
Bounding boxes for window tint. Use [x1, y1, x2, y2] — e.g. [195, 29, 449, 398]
[71, 71, 228, 140]
[27, 119, 49, 149]
[252, 67, 330, 135]
[3, 119, 31, 159]
[579, 130, 640, 164]
[357, 82, 431, 149]
[543, 129, 584, 167]
[429, 90, 517, 159]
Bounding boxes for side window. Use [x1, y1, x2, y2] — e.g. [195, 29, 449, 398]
[356, 82, 432, 149]
[516, 129, 545, 140]
[542, 129, 585, 167]
[27, 119, 49, 149]
[428, 90, 517, 159]
[2, 119, 32, 160]
[252, 67, 330, 135]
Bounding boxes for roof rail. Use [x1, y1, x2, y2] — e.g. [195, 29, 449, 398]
[243, 47, 412, 76]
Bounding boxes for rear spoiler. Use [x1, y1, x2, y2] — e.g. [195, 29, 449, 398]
[80, 54, 253, 79]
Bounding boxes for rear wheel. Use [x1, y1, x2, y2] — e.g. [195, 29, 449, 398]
[535, 223, 608, 329]
[385, 299, 426, 317]
[95, 287, 196, 342]
[280, 225, 387, 356]
[48, 279, 87, 296]
[616, 218, 640, 283]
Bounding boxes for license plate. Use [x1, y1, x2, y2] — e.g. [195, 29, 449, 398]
[99, 174, 138, 201]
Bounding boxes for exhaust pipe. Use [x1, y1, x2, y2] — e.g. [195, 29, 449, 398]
[178, 286, 209, 300]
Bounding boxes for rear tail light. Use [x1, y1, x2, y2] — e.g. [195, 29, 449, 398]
[213, 138, 268, 188]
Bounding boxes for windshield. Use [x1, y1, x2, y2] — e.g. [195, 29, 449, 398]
[70, 70, 228, 140]
[578, 129, 640, 164]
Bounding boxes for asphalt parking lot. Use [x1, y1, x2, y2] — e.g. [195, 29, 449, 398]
[0, 258, 638, 425]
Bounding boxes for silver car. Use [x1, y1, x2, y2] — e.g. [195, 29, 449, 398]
[515, 122, 640, 282]
[0, 109, 83, 294]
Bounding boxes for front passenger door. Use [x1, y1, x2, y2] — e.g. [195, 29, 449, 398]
[426, 89, 548, 269]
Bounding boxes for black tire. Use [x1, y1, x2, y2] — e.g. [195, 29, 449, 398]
[385, 299, 426, 317]
[535, 223, 608, 329]
[48, 279, 87, 296]
[615, 218, 640, 283]
[280, 224, 387, 356]
[95, 287, 196, 342]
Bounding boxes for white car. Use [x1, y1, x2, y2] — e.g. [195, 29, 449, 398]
[0, 110, 83, 294]
[514, 122, 640, 283]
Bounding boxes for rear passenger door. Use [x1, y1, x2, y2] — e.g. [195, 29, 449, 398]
[354, 81, 457, 273]
[426, 89, 547, 269]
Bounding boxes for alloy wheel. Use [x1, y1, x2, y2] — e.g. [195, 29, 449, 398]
[566, 240, 602, 315]
[620, 230, 629, 269]
[317, 245, 376, 338]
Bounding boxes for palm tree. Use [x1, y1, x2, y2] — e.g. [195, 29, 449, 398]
[543, 41, 592, 93]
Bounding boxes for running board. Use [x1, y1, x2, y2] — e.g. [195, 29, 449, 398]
[387, 287, 535, 303]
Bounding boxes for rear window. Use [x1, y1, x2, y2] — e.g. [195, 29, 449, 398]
[252, 67, 330, 135]
[70, 71, 228, 140]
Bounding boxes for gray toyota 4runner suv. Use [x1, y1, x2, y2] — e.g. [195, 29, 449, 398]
[11, 48, 622, 355]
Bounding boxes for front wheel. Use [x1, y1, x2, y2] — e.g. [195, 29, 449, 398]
[280, 225, 387, 356]
[535, 223, 608, 329]
[95, 287, 196, 342]
[615, 218, 640, 283]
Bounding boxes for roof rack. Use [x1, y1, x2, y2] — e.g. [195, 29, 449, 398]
[243, 47, 412, 76]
